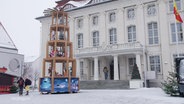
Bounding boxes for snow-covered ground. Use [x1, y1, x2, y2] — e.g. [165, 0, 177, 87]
[0, 88, 183, 104]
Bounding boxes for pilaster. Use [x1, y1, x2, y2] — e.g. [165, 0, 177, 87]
[114, 55, 119, 80]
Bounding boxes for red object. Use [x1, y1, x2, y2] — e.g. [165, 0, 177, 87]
[0, 74, 14, 94]
[0, 67, 7, 73]
[173, 0, 183, 23]
[0, 85, 10, 94]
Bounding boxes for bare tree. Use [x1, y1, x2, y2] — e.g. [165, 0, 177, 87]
[33, 69, 40, 91]
[23, 63, 33, 79]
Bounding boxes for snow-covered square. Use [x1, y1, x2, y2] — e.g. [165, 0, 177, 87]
[0, 88, 183, 104]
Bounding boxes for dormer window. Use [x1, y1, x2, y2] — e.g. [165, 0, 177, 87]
[77, 19, 83, 29]
[91, 0, 107, 4]
[127, 8, 135, 19]
[147, 4, 156, 16]
[169, 0, 181, 12]
[109, 12, 116, 22]
[92, 16, 98, 25]
[63, 4, 74, 10]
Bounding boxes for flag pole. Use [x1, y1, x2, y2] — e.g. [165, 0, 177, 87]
[173, 0, 180, 57]
[174, 16, 179, 58]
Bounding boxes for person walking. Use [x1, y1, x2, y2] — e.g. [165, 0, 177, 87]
[17, 77, 24, 96]
[25, 78, 32, 95]
[103, 67, 109, 80]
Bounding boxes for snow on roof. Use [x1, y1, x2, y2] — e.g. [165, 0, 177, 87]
[0, 22, 17, 49]
[67, 0, 91, 7]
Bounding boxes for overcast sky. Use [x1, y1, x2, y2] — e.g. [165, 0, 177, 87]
[0, 0, 56, 58]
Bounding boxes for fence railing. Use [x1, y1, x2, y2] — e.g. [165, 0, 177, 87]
[76, 42, 143, 54]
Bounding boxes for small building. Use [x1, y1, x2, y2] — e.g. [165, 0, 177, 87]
[0, 22, 24, 93]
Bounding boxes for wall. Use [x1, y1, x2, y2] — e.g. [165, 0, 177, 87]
[0, 52, 24, 77]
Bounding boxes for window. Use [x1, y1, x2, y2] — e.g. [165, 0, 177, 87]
[80, 61, 84, 76]
[169, 0, 181, 12]
[92, 0, 104, 4]
[149, 56, 161, 73]
[128, 58, 136, 74]
[128, 26, 136, 42]
[92, 31, 99, 47]
[148, 22, 159, 45]
[170, 23, 183, 43]
[77, 19, 83, 28]
[64, 5, 74, 10]
[127, 8, 135, 19]
[77, 33, 83, 48]
[109, 12, 116, 22]
[92, 16, 98, 25]
[147, 4, 156, 16]
[109, 28, 117, 44]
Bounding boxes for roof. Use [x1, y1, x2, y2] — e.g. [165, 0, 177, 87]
[0, 72, 16, 77]
[65, 0, 114, 12]
[67, 0, 90, 7]
[0, 22, 17, 50]
[56, 0, 86, 7]
[36, 0, 114, 20]
[56, 0, 91, 8]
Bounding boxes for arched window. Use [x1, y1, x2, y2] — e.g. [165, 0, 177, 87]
[92, 16, 98, 25]
[169, 0, 181, 12]
[77, 19, 83, 29]
[109, 12, 116, 22]
[147, 4, 156, 16]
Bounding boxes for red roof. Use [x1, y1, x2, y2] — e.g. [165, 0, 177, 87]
[0, 67, 7, 73]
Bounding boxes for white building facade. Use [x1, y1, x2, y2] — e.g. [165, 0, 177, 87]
[0, 22, 24, 77]
[37, 0, 184, 86]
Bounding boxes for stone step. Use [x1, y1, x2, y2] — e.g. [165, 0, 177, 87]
[80, 80, 129, 89]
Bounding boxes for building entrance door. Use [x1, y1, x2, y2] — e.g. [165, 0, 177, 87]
[110, 61, 114, 80]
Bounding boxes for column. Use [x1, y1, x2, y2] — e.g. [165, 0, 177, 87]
[136, 54, 142, 79]
[114, 55, 119, 80]
[94, 57, 99, 80]
[76, 58, 80, 78]
[136, 4, 144, 43]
